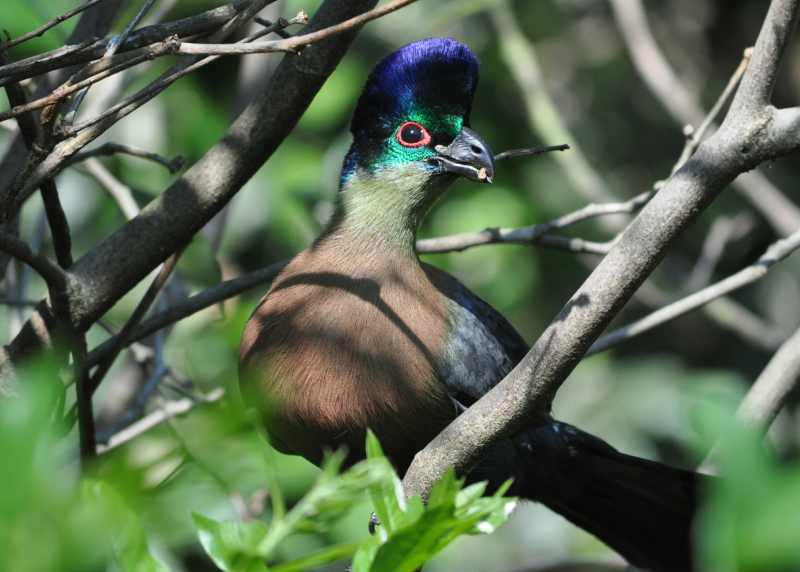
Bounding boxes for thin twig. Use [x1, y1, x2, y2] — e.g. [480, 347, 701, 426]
[86, 260, 287, 369]
[417, 191, 652, 254]
[0, 40, 182, 124]
[588, 229, 800, 356]
[173, 0, 417, 56]
[6, 2, 274, 206]
[609, 0, 800, 236]
[96, 388, 224, 454]
[58, 6, 301, 139]
[0, 0, 256, 86]
[738, 325, 800, 427]
[63, 0, 159, 124]
[0, 231, 67, 290]
[87, 250, 183, 396]
[0, 0, 109, 53]
[77, 159, 140, 219]
[64, 142, 184, 173]
[494, 144, 570, 162]
[672, 48, 754, 174]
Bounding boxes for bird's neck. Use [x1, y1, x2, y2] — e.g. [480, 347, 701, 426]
[320, 165, 449, 259]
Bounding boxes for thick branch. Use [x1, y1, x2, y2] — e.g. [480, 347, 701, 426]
[730, 0, 800, 113]
[402, 0, 800, 500]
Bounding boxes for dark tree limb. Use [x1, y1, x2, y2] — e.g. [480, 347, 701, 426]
[1, 0, 381, 386]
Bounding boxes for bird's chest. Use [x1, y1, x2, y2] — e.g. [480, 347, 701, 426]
[240, 258, 455, 469]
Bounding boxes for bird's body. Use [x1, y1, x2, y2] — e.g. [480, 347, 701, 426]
[240, 161, 523, 472]
[240, 38, 702, 572]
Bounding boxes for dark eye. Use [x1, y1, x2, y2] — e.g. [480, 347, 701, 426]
[396, 121, 431, 148]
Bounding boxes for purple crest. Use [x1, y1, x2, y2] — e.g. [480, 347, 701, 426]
[350, 38, 480, 135]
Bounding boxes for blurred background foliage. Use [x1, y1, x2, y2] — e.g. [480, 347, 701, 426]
[2, 0, 800, 570]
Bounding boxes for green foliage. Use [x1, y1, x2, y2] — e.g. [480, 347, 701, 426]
[350, 433, 515, 572]
[0, 358, 167, 572]
[689, 382, 800, 572]
[1, 371, 514, 572]
[191, 433, 516, 571]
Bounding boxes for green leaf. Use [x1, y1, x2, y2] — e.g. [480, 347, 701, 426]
[364, 431, 406, 534]
[256, 450, 395, 557]
[83, 480, 170, 572]
[352, 457, 516, 572]
[270, 541, 360, 572]
[192, 513, 269, 572]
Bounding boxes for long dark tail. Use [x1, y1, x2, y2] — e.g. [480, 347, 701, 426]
[512, 420, 705, 572]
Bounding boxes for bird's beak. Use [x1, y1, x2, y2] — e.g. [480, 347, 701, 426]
[432, 127, 495, 183]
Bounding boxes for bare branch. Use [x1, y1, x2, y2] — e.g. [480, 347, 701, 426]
[87, 250, 183, 397]
[0, 0, 385, 379]
[96, 388, 224, 454]
[0, 1, 259, 86]
[0, 40, 182, 124]
[417, 192, 651, 255]
[738, 325, 800, 427]
[587, 229, 800, 356]
[85, 261, 287, 369]
[77, 159, 141, 220]
[729, 0, 800, 112]
[174, 0, 418, 56]
[2, 70, 74, 269]
[672, 48, 753, 174]
[7, 1, 277, 209]
[494, 144, 570, 162]
[610, 0, 800, 236]
[0, 232, 66, 290]
[64, 142, 184, 173]
[63, 0, 160, 123]
[0, 0, 109, 53]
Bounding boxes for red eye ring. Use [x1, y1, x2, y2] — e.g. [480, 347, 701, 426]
[395, 121, 431, 148]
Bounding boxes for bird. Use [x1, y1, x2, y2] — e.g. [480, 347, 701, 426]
[240, 38, 703, 572]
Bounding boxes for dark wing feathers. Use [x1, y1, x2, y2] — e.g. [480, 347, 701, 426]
[423, 263, 529, 405]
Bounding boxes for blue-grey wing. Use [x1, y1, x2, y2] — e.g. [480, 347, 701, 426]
[423, 264, 529, 405]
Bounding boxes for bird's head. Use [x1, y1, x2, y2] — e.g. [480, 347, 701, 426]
[333, 38, 493, 245]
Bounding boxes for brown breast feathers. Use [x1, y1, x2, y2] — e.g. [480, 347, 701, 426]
[239, 244, 455, 472]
